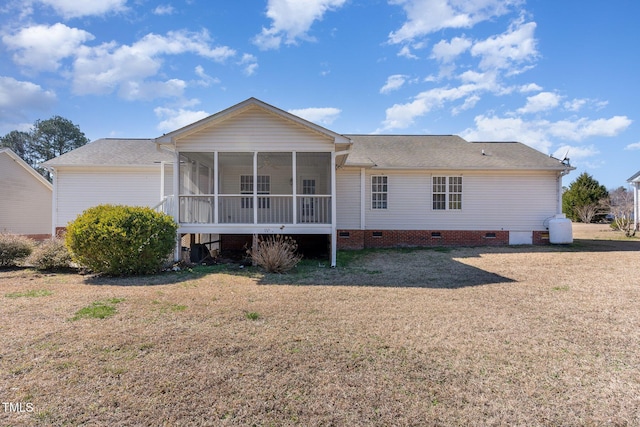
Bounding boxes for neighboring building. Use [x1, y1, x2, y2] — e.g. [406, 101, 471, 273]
[627, 171, 640, 231]
[43, 98, 575, 265]
[0, 148, 53, 239]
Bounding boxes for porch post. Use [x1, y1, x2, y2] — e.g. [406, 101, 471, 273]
[292, 151, 297, 224]
[214, 151, 219, 224]
[360, 167, 366, 230]
[634, 182, 639, 231]
[331, 151, 337, 267]
[253, 151, 258, 225]
[160, 161, 165, 201]
[51, 168, 58, 237]
[173, 151, 180, 262]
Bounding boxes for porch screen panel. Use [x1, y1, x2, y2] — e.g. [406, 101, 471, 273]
[218, 153, 253, 223]
[296, 152, 331, 224]
[178, 152, 215, 223]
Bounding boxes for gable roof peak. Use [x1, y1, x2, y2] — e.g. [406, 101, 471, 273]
[156, 97, 350, 145]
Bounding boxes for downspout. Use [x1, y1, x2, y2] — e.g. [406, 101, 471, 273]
[330, 151, 337, 267]
[632, 182, 640, 231]
[173, 150, 180, 262]
[558, 169, 571, 215]
[49, 167, 57, 238]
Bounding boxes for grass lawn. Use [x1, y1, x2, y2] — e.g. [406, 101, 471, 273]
[1, 224, 639, 426]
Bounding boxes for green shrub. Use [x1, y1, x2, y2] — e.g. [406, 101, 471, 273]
[0, 233, 34, 267]
[29, 238, 72, 271]
[65, 205, 178, 276]
[247, 235, 302, 273]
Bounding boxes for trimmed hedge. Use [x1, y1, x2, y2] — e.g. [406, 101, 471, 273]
[65, 205, 177, 276]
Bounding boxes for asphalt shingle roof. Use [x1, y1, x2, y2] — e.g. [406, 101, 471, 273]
[42, 139, 173, 167]
[42, 135, 569, 172]
[343, 135, 570, 171]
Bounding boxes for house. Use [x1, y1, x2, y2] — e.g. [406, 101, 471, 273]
[0, 148, 53, 239]
[43, 98, 574, 266]
[627, 171, 639, 231]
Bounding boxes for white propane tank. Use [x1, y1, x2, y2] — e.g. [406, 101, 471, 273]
[548, 214, 573, 244]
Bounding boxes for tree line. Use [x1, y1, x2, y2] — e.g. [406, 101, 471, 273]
[1, 116, 89, 181]
[563, 172, 635, 236]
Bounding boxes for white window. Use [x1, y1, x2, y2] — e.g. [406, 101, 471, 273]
[371, 176, 388, 209]
[301, 179, 316, 217]
[433, 176, 462, 210]
[241, 175, 270, 208]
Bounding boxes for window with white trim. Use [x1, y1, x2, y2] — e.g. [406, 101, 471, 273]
[432, 176, 462, 210]
[241, 175, 270, 208]
[371, 176, 388, 209]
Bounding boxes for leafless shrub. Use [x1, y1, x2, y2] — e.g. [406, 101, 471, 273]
[29, 238, 73, 271]
[607, 186, 636, 237]
[247, 235, 302, 273]
[0, 233, 34, 267]
[574, 203, 601, 223]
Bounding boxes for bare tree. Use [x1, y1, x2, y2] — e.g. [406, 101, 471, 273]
[608, 186, 635, 237]
[574, 203, 601, 224]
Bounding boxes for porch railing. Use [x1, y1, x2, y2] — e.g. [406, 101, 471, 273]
[153, 195, 175, 217]
[176, 194, 331, 224]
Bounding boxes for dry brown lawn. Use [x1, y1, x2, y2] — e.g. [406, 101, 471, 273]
[1, 224, 639, 426]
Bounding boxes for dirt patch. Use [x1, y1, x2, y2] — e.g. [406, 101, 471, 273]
[1, 235, 639, 426]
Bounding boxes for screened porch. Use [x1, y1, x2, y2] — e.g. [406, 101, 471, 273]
[169, 151, 333, 226]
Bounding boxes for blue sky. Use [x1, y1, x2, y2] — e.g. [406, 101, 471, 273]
[1, 0, 638, 188]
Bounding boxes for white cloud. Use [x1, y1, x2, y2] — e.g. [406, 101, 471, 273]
[253, 0, 347, 50]
[461, 114, 632, 155]
[288, 107, 341, 125]
[36, 0, 127, 18]
[194, 65, 220, 87]
[0, 75, 56, 113]
[2, 23, 94, 71]
[470, 19, 538, 73]
[519, 83, 542, 93]
[380, 74, 407, 94]
[625, 142, 640, 151]
[238, 53, 258, 76]
[155, 107, 210, 133]
[72, 30, 236, 99]
[461, 115, 553, 152]
[548, 116, 632, 141]
[380, 83, 484, 130]
[517, 91, 561, 114]
[388, 0, 522, 44]
[563, 98, 587, 112]
[397, 45, 419, 59]
[431, 36, 472, 63]
[153, 5, 175, 15]
[552, 144, 599, 161]
[119, 79, 186, 101]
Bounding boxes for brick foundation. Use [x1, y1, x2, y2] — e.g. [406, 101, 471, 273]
[19, 234, 52, 241]
[532, 230, 551, 245]
[335, 229, 539, 250]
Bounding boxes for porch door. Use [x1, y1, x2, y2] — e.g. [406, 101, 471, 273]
[301, 179, 316, 222]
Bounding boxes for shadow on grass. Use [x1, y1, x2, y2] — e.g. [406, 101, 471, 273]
[82, 263, 258, 287]
[255, 247, 516, 288]
[73, 237, 640, 288]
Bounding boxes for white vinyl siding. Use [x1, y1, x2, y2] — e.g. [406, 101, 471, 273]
[54, 167, 163, 228]
[336, 168, 361, 229]
[0, 151, 52, 235]
[176, 106, 334, 152]
[364, 169, 558, 231]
